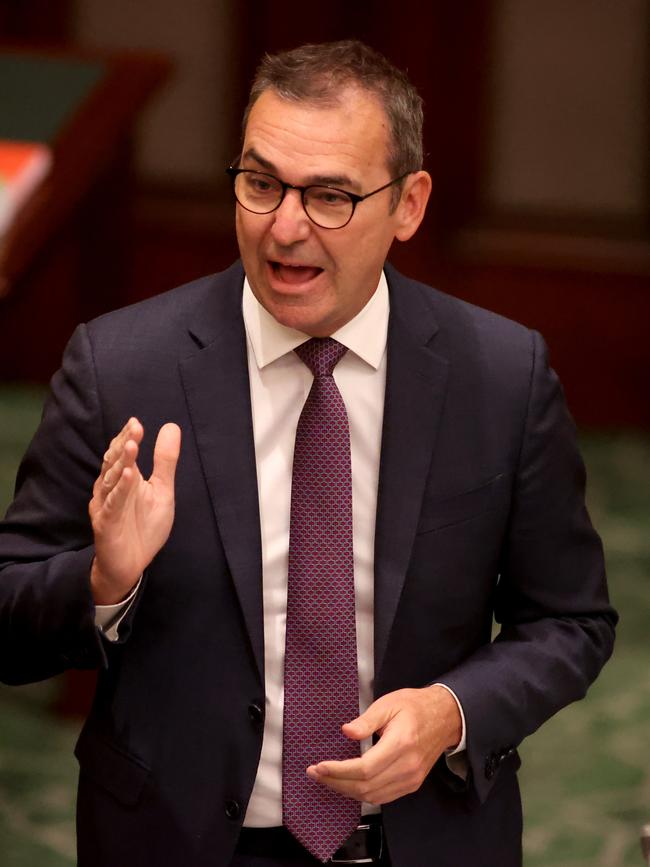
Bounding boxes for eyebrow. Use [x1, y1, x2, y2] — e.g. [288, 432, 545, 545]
[241, 147, 362, 193]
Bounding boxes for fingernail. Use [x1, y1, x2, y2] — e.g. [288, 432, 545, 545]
[104, 471, 113, 487]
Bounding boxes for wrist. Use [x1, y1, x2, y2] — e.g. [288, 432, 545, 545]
[90, 558, 139, 605]
[426, 684, 463, 750]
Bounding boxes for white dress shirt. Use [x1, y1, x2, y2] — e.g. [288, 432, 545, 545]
[242, 274, 389, 824]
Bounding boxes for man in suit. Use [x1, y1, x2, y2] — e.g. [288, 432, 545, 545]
[0, 40, 615, 867]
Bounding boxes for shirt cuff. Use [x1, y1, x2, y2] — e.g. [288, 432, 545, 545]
[94, 577, 142, 642]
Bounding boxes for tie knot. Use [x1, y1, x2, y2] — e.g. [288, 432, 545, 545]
[295, 337, 348, 377]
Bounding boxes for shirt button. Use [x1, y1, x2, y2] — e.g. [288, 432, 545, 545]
[248, 703, 264, 724]
[224, 799, 241, 820]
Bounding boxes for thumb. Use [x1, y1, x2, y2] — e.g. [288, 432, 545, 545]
[342, 700, 389, 741]
[151, 423, 181, 488]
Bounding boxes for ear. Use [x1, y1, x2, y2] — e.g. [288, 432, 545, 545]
[394, 171, 432, 242]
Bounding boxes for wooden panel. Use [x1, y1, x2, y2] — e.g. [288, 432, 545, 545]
[0, 46, 170, 381]
[442, 263, 650, 429]
[0, 0, 74, 43]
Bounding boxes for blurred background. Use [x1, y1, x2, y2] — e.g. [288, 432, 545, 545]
[0, 1, 648, 865]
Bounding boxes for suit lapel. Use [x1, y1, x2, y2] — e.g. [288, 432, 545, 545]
[374, 267, 450, 682]
[175, 262, 448, 689]
[179, 263, 265, 684]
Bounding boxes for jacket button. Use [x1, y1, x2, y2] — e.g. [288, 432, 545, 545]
[224, 799, 241, 820]
[484, 754, 498, 780]
[248, 703, 264, 724]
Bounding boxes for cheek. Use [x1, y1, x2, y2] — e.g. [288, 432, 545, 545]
[236, 211, 265, 256]
[334, 226, 390, 280]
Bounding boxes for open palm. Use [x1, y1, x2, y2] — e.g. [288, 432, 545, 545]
[88, 419, 181, 604]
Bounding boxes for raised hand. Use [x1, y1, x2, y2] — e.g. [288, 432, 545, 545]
[88, 418, 181, 605]
[306, 684, 462, 805]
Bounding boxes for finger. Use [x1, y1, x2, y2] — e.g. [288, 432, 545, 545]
[310, 734, 402, 784]
[101, 423, 130, 470]
[361, 765, 436, 805]
[353, 781, 408, 806]
[310, 774, 366, 802]
[89, 420, 140, 519]
[97, 439, 139, 500]
[102, 418, 143, 470]
[94, 422, 142, 502]
[150, 423, 181, 489]
[313, 751, 425, 804]
[342, 716, 380, 742]
[341, 693, 397, 742]
[308, 757, 366, 781]
[93, 458, 118, 504]
[311, 769, 404, 804]
[103, 465, 138, 514]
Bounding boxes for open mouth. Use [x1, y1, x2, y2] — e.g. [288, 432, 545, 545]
[270, 261, 323, 285]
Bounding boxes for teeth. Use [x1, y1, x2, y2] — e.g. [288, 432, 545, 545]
[272, 262, 321, 270]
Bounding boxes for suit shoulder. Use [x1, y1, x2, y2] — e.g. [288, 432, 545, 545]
[387, 265, 532, 350]
[386, 266, 543, 367]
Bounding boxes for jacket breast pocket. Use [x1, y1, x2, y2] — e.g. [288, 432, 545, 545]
[74, 726, 151, 806]
[416, 472, 510, 535]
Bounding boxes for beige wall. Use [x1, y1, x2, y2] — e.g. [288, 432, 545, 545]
[71, 0, 648, 219]
[486, 0, 647, 218]
[73, 0, 237, 186]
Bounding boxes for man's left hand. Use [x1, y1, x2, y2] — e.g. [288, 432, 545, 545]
[306, 685, 462, 805]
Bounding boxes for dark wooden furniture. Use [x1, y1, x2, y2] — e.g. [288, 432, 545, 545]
[0, 46, 170, 381]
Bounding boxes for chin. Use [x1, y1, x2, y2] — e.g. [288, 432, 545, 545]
[258, 292, 331, 336]
[272, 306, 333, 337]
[276, 313, 328, 336]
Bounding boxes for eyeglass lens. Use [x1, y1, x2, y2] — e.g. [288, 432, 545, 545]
[233, 171, 354, 229]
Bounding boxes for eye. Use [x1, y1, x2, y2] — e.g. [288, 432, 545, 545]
[244, 173, 279, 195]
[308, 187, 351, 207]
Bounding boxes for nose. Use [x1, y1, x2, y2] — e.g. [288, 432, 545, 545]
[269, 188, 311, 245]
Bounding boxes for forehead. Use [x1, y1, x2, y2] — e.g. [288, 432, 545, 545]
[242, 88, 392, 180]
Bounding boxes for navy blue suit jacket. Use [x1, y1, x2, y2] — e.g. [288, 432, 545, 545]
[0, 261, 616, 866]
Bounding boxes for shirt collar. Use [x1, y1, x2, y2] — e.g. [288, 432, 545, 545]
[242, 272, 389, 371]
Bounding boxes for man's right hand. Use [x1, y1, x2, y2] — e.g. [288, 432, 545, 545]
[88, 418, 181, 605]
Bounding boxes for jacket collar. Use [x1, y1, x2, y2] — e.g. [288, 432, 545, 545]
[180, 260, 450, 687]
[373, 264, 449, 681]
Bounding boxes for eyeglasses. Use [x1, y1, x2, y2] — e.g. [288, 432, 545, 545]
[226, 165, 412, 229]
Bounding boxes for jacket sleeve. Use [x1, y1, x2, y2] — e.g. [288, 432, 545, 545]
[0, 324, 111, 684]
[439, 330, 617, 803]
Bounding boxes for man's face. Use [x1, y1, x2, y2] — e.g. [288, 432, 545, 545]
[235, 88, 420, 336]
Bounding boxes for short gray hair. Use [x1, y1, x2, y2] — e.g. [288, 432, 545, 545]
[242, 40, 424, 209]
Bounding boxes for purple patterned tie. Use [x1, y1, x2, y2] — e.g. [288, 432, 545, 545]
[282, 337, 361, 863]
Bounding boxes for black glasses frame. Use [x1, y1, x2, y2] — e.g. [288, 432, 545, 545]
[225, 166, 413, 229]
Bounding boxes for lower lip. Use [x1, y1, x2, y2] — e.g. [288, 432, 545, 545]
[267, 262, 324, 292]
